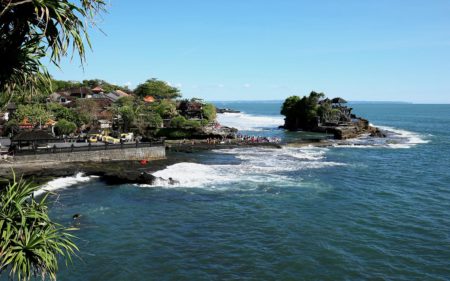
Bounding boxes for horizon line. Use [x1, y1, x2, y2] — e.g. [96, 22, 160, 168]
[207, 99, 450, 105]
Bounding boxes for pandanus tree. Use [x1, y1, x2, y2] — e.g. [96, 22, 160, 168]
[0, 175, 79, 280]
[1, 0, 105, 280]
[0, 0, 106, 105]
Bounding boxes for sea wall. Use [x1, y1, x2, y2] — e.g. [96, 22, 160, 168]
[12, 146, 166, 163]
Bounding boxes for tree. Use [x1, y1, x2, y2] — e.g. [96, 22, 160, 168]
[202, 103, 217, 121]
[117, 106, 136, 132]
[115, 96, 135, 108]
[50, 79, 82, 92]
[0, 1, 104, 280]
[75, 99, 100, 126]
[280, 91, 325, 130]
[0, 175, 78, 281]
[47, 103, 80, 125]
[135, 112, 163, 135]
[0, 0, 105, 104]
[111, 96, 142, 132]
[15, 104, 52, 128]
[152, 100, 178, 119]
[54, 119, 77, 136]
[81, 79, 129, 93]
[170, 116, 187, 128]
[134, 78, 181, 99]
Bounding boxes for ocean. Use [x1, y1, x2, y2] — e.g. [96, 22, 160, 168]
[41, 102, 450, 280]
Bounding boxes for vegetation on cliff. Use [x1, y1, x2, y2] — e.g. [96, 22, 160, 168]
[281, 91, 327, 130]
[134, 78, 181, 100]
[281, 92, 383, 140]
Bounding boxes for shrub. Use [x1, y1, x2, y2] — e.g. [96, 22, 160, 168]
[0, 174, 78, 280]
[54, 119, 77, 136]
[170, 116, 187, 128]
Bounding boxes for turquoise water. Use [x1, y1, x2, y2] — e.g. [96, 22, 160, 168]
[46, 102, 449, 280]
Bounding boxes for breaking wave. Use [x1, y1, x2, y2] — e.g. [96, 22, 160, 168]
[334, 125, 430, 149]
[34, 173, 96, 197]
[216, 112, 283, 131]
[144, 146, 344, 189]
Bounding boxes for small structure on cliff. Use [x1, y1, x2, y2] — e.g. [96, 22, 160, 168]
[281, 92, 384, 139]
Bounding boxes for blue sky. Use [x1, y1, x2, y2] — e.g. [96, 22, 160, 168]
[48, 0, 450, 103]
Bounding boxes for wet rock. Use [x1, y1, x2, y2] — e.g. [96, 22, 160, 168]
[370, 128, 387, 138]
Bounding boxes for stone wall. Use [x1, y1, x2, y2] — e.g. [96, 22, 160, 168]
[12, 146, 166, 163]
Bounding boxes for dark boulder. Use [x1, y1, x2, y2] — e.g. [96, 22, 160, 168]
[370, 127, 387, 138]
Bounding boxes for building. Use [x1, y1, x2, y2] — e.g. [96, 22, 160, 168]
[177, 99, 204, 119]
[48, 92, 76, 105]
[143, 96, 155, 103]
[92, 86, 104, 94]
[11, 130, 56, 150]
[59, 86, 92, 99]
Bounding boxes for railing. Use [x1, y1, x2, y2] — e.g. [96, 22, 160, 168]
[13, 140, 165, 156]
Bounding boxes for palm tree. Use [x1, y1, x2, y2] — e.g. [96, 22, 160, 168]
[0, 1, 105, 279]
[0, 174, 78, 280]
[0, 0, 106, 105]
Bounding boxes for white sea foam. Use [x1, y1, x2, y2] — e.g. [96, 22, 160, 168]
[143, 146, 343, 189]
[217, 112, 283, 131]
[335, 125, 430, 149]
[378, 126, 429, 146]
[34, 173, 95, 196]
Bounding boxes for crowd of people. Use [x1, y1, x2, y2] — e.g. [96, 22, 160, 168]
[236, 134, 281, 143]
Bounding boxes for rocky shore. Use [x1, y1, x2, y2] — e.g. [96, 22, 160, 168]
[215, 107, 240, 114]
[0, 141, 281, 185]
[313, 118, 386, 140]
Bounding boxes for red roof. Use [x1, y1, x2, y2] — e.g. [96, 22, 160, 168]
[143, 96, 155, 103]
[92, 86, 104, 93]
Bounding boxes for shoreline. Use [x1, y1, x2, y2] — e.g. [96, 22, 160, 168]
[0, 133, 382, 186]
[0, 140, 281, 185]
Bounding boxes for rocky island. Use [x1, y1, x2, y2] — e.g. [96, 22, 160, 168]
[280, 92, 386, 139]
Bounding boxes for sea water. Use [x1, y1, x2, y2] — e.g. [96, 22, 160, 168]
[41, 102, 450, 280]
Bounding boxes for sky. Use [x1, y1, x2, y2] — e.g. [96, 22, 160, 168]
[48, 0, 450, 103]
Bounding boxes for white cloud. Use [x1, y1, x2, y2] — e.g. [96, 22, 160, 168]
[243, 83, 251, 88]
[124, 81, 132, 87]
[218, 84, 225, 88]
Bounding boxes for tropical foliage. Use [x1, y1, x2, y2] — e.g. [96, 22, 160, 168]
[0, 1, 104, 279]
[134, 78, 181, 99]
[51, 78, 129, 93]
[281, 91, 326, 130]
[201, 103, 217, 121]
[151, 100, 178, 119]
[54, 119, 77, 136]
[74, 99, 100, 126]
[46, 103, 80, 126]
[15, 104, 53, 128]
[0, 0, 105, 104]
[0, 175, 78, 281]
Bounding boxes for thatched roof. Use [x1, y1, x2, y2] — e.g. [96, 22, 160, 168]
[12, 130, 55, 141]
[331, 97, 347, 104]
